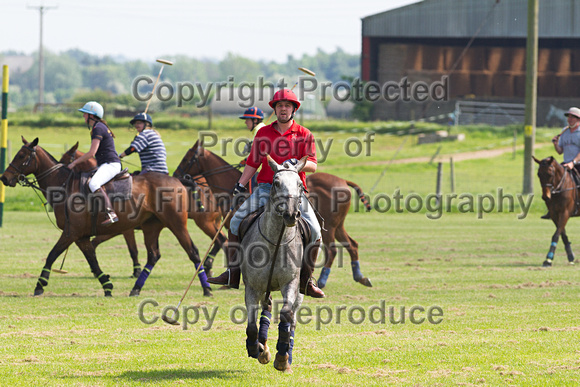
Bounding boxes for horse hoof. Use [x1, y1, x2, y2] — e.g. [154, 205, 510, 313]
[258, 343, 271, 364]
[542, 260, 553, 267]
[357, 277, 373, 287]
[34, 288, 44, 296]
[274, 353, 290, 372]
[203, 287, 213, 297]
[568, 260, 575, 265]
[131, 269, 142, 278]
[129, 289, 140, 297]
[104, 290, 113, 297]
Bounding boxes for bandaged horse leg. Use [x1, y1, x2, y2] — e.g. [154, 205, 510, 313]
[258, 300, 273, 364]
[274, 320, 292, 371]
[562, 232, 576, 263]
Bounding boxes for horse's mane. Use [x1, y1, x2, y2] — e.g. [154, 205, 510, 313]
[194, 140, 242, 171]
[36, 145, 60, 164]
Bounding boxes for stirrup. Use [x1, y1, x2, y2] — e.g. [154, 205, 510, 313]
[101, 211, 118, 226]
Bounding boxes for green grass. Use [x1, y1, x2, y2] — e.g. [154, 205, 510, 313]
[1, 210, 580, 386]
[1, 122, 556, 215]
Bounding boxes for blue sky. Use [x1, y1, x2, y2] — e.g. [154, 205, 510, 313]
[1, 0, 418, 62]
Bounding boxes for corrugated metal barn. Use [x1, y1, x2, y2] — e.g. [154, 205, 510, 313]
[362, 0, 580, 124]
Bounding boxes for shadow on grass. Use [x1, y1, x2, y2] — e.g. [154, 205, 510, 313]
[116, 368, 245, 382]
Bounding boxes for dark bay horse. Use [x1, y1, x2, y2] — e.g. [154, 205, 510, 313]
[533, 156, 577, 266]
[59, 144, 227, 280]
[0, 137, 212, 297]
[60, 143, 142, 278]
[173, 140, 372, 289]
[242, 156, 308, 372]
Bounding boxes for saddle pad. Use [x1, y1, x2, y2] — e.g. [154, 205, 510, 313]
[80, 169, 132, 200]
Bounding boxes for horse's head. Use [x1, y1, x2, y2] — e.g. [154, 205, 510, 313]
[59, 142, 79, 165]
[59, 142, 96, 172]
[268, 155, 307, 227]
[174, 140, 204, 179]
[0, 136, 40, 187]
[533, 155, 564, 201]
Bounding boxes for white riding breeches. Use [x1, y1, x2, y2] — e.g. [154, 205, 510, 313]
[89, 162, 122, 192]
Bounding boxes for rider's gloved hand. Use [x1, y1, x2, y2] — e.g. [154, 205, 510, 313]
[282, 158, 298, 169]
[232, 182, 246, 196]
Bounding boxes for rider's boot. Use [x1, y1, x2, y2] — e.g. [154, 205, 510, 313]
[207, 230, 241, 289]
[300, 239, 325, 298]
[97, 187, 118, 226]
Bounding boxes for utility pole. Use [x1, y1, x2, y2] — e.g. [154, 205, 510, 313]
[27, 3, 57, 111]
[522, 0, 538, 194]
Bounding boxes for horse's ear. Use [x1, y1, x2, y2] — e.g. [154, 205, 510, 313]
[21, 135, 28, 144]
[193, 139, 201, 156]
[70, 142, 79, 153]
[267, 154, 281, 172]
[532, 156, 541, 164]
[30, 138, 39, 147]
[296, 156, 309, 172]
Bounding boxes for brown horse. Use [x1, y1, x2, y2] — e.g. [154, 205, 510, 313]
[59, 144, 227, 279]
[60, 143, 142, 278]
[1, 137, 212, 297]
[173, 140, 372, 288]
[533, 156, 577, 267]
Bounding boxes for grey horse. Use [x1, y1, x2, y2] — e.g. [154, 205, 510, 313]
[241, 155, 309, 372]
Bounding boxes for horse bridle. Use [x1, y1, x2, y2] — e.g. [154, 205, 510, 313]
[541, 163, 577, 195]
[175, 146, 243, 192]
[7, 145, 68, 188]
[270, 169, 304, 217]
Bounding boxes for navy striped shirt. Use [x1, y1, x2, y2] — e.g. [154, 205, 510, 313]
[130, 129, 168, 174]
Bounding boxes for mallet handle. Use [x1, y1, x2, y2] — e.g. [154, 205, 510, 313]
[173, 209, 233, 311]
[144, 66, 164, 114]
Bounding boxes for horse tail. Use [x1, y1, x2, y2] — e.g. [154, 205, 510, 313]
[345, 180, 371, 212]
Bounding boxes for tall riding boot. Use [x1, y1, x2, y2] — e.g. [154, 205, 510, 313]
[207, 230, 241, 289]
[96, 187, 118, 226]
[300, 239, 325, 298]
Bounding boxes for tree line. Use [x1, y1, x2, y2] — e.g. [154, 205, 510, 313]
[0, 48, 360, 111]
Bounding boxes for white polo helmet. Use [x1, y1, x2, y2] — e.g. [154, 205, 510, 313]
[78, 101, 104, 119]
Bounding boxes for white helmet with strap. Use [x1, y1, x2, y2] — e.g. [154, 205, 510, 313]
[78, 101, 104, 119]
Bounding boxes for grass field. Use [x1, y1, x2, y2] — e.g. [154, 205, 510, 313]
[0, 121, 556, 215]
[1, 209, 580, 386]
[2, 121, 580, 385]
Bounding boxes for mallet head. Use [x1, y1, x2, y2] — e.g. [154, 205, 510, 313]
[156, 59, 174, 66]
[298, 67, 315, 76]
[161, 314, 180, 326]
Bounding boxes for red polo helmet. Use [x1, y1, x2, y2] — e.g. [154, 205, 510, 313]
[269, 89, 301, 110]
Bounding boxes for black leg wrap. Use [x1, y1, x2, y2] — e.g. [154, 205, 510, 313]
[98, 273, 113, 297]
[34, 268, 51, 296]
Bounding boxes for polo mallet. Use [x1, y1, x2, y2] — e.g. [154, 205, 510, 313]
[162, 209, 234, 326]
[264, 67, 316, 125]
[52, 247, 69, 274]
[144, 59, 174, 114]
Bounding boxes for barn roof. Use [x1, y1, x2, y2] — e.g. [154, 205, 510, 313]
[362, 0, 580, 39]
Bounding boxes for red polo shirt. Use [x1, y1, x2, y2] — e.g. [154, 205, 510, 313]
[246, 120, 317, 189]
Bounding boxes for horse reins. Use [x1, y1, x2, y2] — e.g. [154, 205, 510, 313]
[176, 146, 244, 192]
[542, 164, 580, 215]
[264, 225, 286, 305]
[178, 149, 327, 230]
